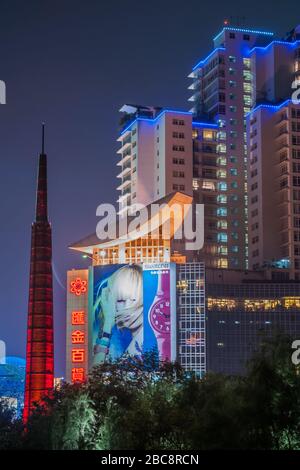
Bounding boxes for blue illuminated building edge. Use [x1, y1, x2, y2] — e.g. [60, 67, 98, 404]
[120, 109, 192, 136]
[246, 99, 294, 117]
[192, 47, 226, 71]
[249, 40, 300, 54]
[192, 121, 218, 128]
[213, 27, 274, 43]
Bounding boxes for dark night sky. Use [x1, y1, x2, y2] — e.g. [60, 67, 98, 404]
[0, 0, 298, 376]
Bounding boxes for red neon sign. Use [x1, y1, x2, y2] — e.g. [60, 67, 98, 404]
[72, 368, 85, 383]
[70, 278, 87, 296]
[71, 311, 85, 325]
[72, 349, 85, 363]
[71, 330, 85, 344]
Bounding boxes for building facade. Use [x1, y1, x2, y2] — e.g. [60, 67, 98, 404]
[117, 105, 193, 215]
[65, 24, 300, 378]
[206, 268, 300, 375]
[246, 34, 300, 281]
[66, 196, 206, 379]
[189, 27, 275, 270]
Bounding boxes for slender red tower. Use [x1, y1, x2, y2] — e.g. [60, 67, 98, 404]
[23, 125, 54, 422]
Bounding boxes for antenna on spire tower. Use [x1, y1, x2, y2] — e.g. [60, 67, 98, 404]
[42, 122, 45, 154]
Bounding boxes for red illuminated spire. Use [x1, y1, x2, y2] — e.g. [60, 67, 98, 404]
[23, 124, 54, 423]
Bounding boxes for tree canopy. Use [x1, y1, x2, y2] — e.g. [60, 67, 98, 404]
[1, 335, 300, 450]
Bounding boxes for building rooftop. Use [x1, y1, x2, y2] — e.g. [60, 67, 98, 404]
[69, 191, 193, 254]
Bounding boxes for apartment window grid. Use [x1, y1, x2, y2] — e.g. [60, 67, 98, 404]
[207, 278, 300, 376]
[177, 263, 206, 376]
[92, 238, 170, 266]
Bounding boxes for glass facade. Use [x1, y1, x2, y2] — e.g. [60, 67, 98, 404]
[206, 280, 300, 375]
[176, 263, 206, 376]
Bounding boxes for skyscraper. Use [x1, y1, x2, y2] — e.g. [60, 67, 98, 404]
[117, 105, 193, 215]
[189, 27, 274, 270]
[246, 33, 300, 281]
[23, 126, 54, 422]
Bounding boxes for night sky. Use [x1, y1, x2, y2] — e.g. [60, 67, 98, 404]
[0, 0, 298, 376]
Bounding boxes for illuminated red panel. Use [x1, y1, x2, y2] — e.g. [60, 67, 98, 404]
[70, 278, 87, 296]
[71, 330, 85, 344]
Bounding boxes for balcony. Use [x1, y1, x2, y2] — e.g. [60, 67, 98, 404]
[117, 139, 132, 155]
[277, 140, 289, 151]
[117, 151, 132, 167]
[117, 176, 131, 191]
[275, 129, 289, 139]
[275, 114, 288, 126]
[117, 164, 131, 179]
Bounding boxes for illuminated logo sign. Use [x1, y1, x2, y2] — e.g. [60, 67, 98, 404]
[70, 278, 87, 296]
[71, 311, 85, 325]
[0, 81, 6, 105]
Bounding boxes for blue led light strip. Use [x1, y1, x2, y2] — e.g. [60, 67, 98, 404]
[192, 47, 226, 71]
[246, 99, 293, 117]
[213, 27, 274, 43]
[120, 109, 192, 135]
[249, 40, 300, 54]
[192, 121, 218, 128]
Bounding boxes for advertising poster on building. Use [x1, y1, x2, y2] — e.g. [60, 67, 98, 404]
[143, 263, 175, 361]
[91, 264, 143, 367]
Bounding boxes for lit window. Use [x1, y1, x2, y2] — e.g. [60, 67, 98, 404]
[218, 220, 228, 229]
[217, 195, 227, 204]
[217, 170, 227, 178]
[217, 157, 227, 166]
[217, 144, 227, 154]
[218, 246, 228, 255]
[217, 207, 227, 216]
[203, 130, 214, 140]
[218, 233, 228, 243]
[202, 181, 215, 190]
[217, 259, 228, 268]
[218, 182, 227, 191]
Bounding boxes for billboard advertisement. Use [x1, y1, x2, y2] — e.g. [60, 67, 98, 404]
[90, 263, 176, 367]
[143, 263, 176, 362]
[91, 264, 144, 367]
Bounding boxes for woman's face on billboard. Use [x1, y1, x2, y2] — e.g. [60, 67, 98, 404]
[115, 297, 137, 313]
